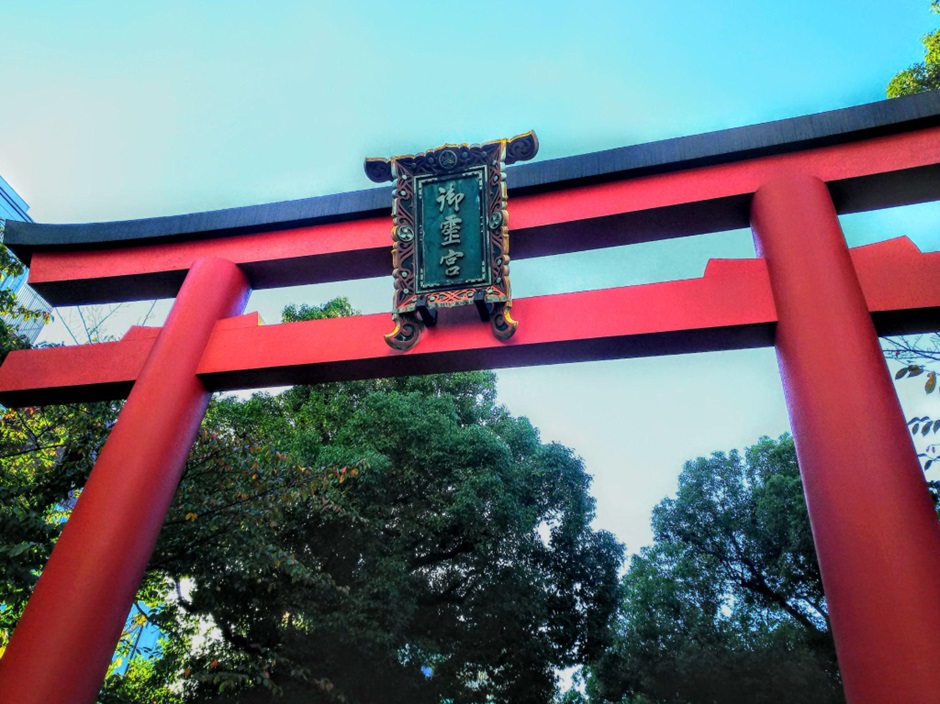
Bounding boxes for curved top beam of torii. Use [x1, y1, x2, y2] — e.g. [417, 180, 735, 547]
[5, 90, 940, 306]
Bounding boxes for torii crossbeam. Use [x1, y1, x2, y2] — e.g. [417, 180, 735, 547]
[3, 92, 940, 704]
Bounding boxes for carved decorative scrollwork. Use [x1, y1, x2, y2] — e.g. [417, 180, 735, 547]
[490, 302, 518, 340]
[384, 312, 423, 351]
[365, 132, 537, 350]
[505, 131, 540, 165]
[364, 157, 393, 184]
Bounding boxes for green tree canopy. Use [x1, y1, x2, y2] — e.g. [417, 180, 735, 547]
[587, 435, 844, 704]
[0, 237, 622, 702]
[49, 299, 622, 703]
[887, 2, 940, 97]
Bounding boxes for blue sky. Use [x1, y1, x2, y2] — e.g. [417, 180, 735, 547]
[1, 1, 939, 551]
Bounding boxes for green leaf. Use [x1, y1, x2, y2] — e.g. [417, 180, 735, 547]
[909, 366, 926, 378]
[9, 542, 31, 557]
[896, 368, 909, 379]
[912, 423, 921, 435]
[923, 423, 932, 437]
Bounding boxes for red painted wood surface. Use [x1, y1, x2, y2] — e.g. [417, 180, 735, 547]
[2, 237, 939, 407]
[752, 176, 940, 704]
[6, 256, 773, 405]
[0, 258, 251, 704]
[2, 105, 940, 704]
[23, 125, 940, 304]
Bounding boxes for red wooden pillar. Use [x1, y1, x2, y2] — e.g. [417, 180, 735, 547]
[0, 257, 250, 704]
[751, 174, 940, 704]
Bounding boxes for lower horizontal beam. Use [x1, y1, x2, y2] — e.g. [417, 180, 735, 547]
[196, 257, 775, 391]
[0, 258, 774, 405]
[1, 238, 937, 407]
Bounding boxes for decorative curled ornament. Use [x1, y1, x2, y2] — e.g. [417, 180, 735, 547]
[363, 157, 393, 184]
[384, 314, 423, 350]
[365, 131, 538, 351]
[505, 131, 540, 165]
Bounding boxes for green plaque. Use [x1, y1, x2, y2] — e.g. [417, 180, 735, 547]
[416, 170, 487, 291]
[365, 132, 538, 351]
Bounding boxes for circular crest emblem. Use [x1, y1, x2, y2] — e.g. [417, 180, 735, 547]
[439, 149, 458, 169]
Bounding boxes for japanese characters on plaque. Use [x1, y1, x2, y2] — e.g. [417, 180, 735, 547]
[365, 132, 538, 350]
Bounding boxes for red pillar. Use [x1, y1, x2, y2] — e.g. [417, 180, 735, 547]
[751, 174, 940, 704]
[0, 257, 250, 704]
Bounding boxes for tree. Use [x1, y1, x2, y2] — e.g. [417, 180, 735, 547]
[76, 299, 623, 704]
[886, 2, 940, 97]
[588, 435, 844, 704]
[0, 400, 122, 656]
[0, 248, 622, 703]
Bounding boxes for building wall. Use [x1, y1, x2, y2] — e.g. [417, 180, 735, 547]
[1, 174, 51, 345]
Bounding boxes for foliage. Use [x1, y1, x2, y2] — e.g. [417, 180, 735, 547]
[587, 435, 844, 704]
[0, 297, 620, 703]
[281, 299, 358, 322]
[886, 2, 940, 97]
[882, 339, 940, 508]
[0, 401, 121, 661]
[0, 291, 622, 702]
[97, 400, 354, 702]
[122, 372, 622, 702]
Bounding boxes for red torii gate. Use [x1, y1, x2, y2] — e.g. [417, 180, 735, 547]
[2, 92, 940, 704]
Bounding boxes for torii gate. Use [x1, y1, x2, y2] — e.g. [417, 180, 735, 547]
[3, 92, 940, 704]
